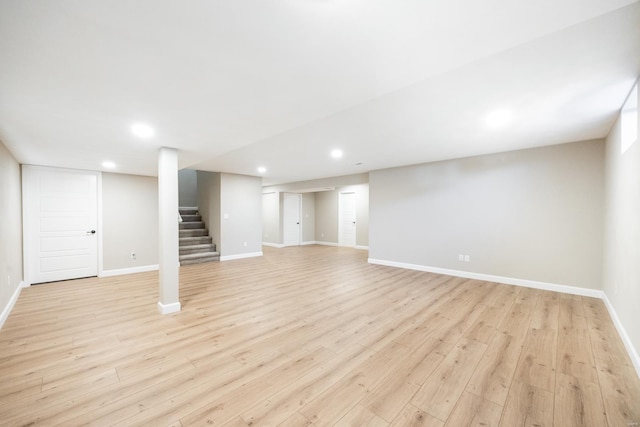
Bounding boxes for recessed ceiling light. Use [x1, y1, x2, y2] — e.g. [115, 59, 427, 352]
[102, 161, 116, 169]
[257, 166, 267, 174]
[131, 122, 155, 138]
[331, 149, 343, 158]
[485, 109, 513, 128]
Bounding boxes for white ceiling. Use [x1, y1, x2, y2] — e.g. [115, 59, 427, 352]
[1, 1, 639, 185]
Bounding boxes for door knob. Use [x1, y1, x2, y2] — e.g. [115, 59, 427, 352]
[86, 230, 96, 235]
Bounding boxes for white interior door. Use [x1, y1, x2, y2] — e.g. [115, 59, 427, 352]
[339, 192, 357, 247]
[23, 166, 99, 284]
[283, 193, 301, 246]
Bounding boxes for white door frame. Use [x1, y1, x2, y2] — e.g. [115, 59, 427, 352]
[22, 165, 103, 286]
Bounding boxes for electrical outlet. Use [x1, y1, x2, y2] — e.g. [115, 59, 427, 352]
[464, 255, 470, 262]
[243, 241, 247, 247]
[131, 251, 136, 260]
[7, 275, 10, 286]
[458, 254, 464, 261]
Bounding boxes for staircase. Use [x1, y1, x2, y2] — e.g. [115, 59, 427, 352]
[179, 207, 220, 265]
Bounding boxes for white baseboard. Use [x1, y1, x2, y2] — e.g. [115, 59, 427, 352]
[262, 242, 285, 248]
[354, 245, 369, 250]
[220, 251, 263, 261]
[301, 241, 316, 246]
[0, 281, 25, 329]
[602, 293, 640, 379]
[100, 264, 159, 277]
[314, 241, 338, 247]
[367, 258, 604, 298]
[157, 301, 181, 315]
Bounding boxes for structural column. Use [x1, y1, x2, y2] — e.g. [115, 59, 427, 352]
[157, 147, 181, 314]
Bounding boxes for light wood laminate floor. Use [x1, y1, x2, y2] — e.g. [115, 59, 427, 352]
[1, 245, 639, 426]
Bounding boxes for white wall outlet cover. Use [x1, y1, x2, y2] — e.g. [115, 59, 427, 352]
[223, 213, 230, 219]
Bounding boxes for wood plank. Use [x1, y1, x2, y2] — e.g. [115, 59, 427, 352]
[466, 332, 524, 405]
[554, 373, 607, 427]
[596, 359, 640, 427]
[513, 328, 557, 392]
[389, 404, 444, 427]
[334, 405, 389, 427]
[411, 338, 487, 421]
[299, 340, 410, 427]
[557, 300, 598, 383]
[500, 381, 554, 427]
[444, 391, 503, 427]
[360, 338, 453, 421]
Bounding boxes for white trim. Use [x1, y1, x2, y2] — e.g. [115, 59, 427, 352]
[367, 258, 604, 299]
[301, 241, 316, 246]
[157, 301, 181, 315]
[602, 293, 640, 379]
[0, 281, 25, 329]
[314, 241, 338, 247]
[220, 251, 263, 261]
[262, 242, 285, 248]
[100, 264, 159, 277]
[354, 245, 369, 250]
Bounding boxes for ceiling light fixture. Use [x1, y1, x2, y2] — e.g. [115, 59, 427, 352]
[331, 149, 343, 158]
[102, 161, 116, 169]
[131, 122, 155, 138]
[257, 166, 267, 174]
[485, 109, 513, 128]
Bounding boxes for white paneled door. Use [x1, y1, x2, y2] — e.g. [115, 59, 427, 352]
[23, 166, 99, 284]
[283, 193, 301, 246]
[339, 192, 356, 247]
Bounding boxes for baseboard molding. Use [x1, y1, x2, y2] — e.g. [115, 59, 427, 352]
[157, 301, 181, 315]
[0, 281, 25, 329]
[314, 241, 338, 247]
[354, 245, 369, 250]
[301, 241, 316, 246]
[220, 251, 263, 261]
[262, 242, 285, 248]
[367, 258, 604, 298]
[602, 293, 640, 378]
[100, 264, 159, 277]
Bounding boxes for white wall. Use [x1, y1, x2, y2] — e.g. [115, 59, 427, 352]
[370, 140, 605, 290]
[102, 173, 159, 271]
[603, 82, 640, 369]
[220, 173, 262, 257]
[301, 193, 315, 243]
[197, 171, 221, 248]
[262, 191, 280, 245]
[178, 169, 198, 207]
[0, 140, 23, 327]
[315, 190, 338, 244]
